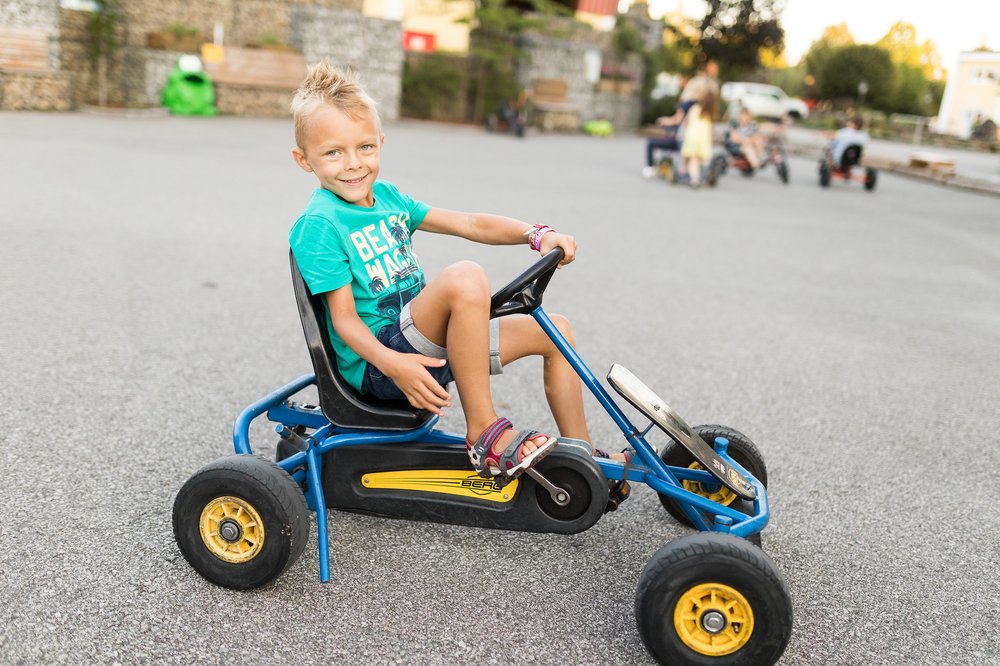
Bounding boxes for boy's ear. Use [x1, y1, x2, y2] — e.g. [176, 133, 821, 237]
[292, 147, 313, 172]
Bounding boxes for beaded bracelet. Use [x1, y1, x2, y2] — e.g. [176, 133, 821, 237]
[524, 224, 555, 252]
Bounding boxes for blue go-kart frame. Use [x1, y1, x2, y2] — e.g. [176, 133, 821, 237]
[175, 246, 793, 664]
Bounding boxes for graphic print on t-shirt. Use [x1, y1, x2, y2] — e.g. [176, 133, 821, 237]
[348, 213, 425, 319]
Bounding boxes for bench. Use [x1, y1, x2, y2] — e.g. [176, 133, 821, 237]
[908, 152, 956, 176]
[530, 77, 579, 132]
[0, 26, 71, 111]
[204, 46, 307, 90]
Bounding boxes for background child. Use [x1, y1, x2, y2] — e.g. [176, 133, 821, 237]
[680, 90, 717, 188]
[288, 62, 624, 483]
[830, 116, 869, 169]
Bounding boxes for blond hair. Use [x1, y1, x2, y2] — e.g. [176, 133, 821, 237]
[291, 61, 381, 148]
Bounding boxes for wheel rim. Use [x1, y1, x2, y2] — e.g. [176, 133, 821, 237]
[199, 496, 265, 563]
[682, 462, 737, 506]
[674, 582, 755, 656]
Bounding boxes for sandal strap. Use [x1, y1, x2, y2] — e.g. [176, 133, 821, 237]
[467, 416, 513, 473]
[497, 429, 543, 471]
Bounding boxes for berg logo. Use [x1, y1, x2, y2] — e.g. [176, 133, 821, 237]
[460, 475, 504, 495]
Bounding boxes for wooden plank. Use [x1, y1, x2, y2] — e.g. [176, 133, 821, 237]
[0, 27, 50, 71]
[533, 78, 568, 104]
[204, 47, 306, 90]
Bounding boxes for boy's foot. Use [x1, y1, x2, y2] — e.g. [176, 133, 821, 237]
[467, 417, 557, 480]
[641, 166, 656, 179]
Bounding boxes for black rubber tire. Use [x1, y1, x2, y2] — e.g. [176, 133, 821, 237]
[864, 167, 877, 191]
[657, 425, 767, 535]
[777, 160, 789, 184]
[173, 454, 310, 589]
[635, 532, 792, 665]
[819, 162, 831, 187]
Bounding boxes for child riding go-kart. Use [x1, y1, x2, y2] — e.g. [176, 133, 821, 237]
[172, 248, 793, 665]
[818, 116, 877, 190]
[714, 112, 789, 184]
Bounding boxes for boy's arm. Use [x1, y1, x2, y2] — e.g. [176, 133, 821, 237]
[418, 208, 577, 266]
[324, 285, 451, 415]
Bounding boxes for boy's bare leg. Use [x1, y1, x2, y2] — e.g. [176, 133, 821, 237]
[407, 262, 545, 457]
[499, 314, 628, 462]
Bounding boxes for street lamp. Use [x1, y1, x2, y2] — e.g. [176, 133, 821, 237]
[857, 79, 869, 108]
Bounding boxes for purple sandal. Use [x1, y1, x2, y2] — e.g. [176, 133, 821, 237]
[466, 416, 558, 481]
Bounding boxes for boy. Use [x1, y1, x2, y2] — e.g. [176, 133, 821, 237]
[288, 62, 623, 482]
[830, 116, 868, 170]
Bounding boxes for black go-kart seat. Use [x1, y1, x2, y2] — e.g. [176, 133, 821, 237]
[839, 144, 863, 172]
[289, 250, 435, 431]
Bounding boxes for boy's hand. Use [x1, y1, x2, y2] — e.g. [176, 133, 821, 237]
[382, 351, 452, 415]
[540, 231, 576, 266]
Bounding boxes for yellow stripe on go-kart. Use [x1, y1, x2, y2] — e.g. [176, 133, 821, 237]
[361, 469, 518, 503]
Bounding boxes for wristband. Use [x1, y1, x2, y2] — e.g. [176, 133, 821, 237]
[524, 224, 555, 252]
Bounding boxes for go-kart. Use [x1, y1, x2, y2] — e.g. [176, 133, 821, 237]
[172, 247, 793, 665]
[485, 100, 526, 138]
[713, 131, 789, 184]
[819, 143, 877, 191]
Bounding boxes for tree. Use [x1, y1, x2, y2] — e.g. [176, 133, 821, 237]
[461, 0, 570, 120]
[696, 0, 784, 76]
[875, 21, 943, 80]
[84, 0, 121, 106]
[816, 44, 894, 109]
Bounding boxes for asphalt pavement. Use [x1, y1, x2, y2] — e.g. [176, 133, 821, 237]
[1, 112, 998, 665]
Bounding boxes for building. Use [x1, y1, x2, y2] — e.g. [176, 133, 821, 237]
[936, 50, 1000, 138]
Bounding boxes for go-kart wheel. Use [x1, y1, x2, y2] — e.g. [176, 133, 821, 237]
[173, 454, 310, 589]
[819, 162, 831, 187]
[658, 157, 675, 183]
[777, 160, 789, 184]
[864, 167, 877, 191]
[635, 532, 792, 665]
[658, 425, 767, 536]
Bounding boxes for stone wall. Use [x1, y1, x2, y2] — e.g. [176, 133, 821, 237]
[518, 29, 644, 132]
[290, 6, 404, 121]
[1, 0, 60, 69]
[0, 70, 71, 110]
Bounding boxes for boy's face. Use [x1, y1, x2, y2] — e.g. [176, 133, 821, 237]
[292, 104, 384, 207]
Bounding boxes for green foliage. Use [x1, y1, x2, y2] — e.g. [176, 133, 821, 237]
[612, 17, 644, 57]
[642, 94, 678, 125]
[84, 0, 121, 60]
[767, 63, 807, 98]
[402, 55, 465, 119]
[697, 0, 784, 76]
[887, 63, 930, 114]
[817, 44, 894, 108]
[166, 22, 200, 39]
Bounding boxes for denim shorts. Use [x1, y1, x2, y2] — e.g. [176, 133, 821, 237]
[361, 301, 503, 400]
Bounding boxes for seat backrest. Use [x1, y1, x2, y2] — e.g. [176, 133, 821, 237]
[289, 251, 434, 431]
[840, 145, 862, 170]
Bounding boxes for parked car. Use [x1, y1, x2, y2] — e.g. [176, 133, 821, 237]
[721, 82, 809, 121]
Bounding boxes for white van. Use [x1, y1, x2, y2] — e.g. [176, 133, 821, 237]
[721, 82, 809, 120]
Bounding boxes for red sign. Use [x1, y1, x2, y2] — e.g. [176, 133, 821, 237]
[403, 31, 435, 52]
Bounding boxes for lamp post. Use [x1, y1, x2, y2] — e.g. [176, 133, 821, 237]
[857, 79, 869, 109]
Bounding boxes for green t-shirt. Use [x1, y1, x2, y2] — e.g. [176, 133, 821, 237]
[289, 181, 431, 392]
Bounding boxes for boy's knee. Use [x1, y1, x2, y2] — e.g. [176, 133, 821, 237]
[442, 261, 490, 302]
[550, 313, 575, 345]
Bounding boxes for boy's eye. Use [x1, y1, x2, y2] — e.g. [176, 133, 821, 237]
[360, 144, 375, 151]
[325, 150, 341, 157]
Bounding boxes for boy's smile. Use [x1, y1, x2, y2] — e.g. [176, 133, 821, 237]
[292, 104, 384, 207]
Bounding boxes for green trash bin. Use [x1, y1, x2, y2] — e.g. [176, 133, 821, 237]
[162, 65, 217, 116]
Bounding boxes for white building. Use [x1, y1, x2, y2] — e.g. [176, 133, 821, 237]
[936, 50, 1000, 138]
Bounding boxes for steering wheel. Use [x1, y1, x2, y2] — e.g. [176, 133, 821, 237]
[489, 247, 565, 319]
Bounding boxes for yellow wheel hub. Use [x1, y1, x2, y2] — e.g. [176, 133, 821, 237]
[682, 462, 737, 506]
[674, 582, 754, 656]
[199, 496, 265, 563]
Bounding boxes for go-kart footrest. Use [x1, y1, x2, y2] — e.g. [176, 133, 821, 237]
[606, 364, 756, 501]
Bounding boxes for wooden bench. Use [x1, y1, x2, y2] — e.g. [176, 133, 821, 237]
[0, 27, 50, 72]
[530, 77, 579, 132]
[204, 47, 307, 90]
